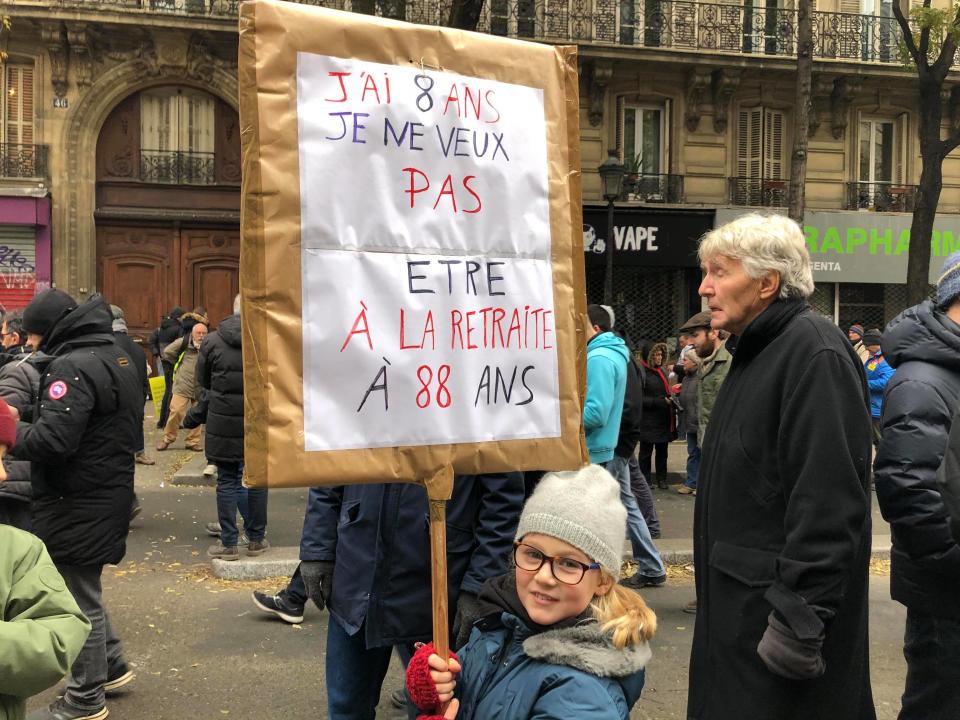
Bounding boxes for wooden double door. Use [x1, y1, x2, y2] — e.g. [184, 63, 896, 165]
[97, 223, 240, 340]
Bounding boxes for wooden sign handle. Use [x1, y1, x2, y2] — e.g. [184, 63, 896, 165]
[425, 464, 454, 715]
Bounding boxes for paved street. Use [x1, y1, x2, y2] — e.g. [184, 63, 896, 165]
[27, 419, 907, 719]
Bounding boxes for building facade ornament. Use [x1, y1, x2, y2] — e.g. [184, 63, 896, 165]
[41, 22, 69, 98]
[711, 68, 741, 134]
[685, 68, 711, 133]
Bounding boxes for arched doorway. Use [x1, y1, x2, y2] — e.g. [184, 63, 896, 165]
[95, 86, 241, 338]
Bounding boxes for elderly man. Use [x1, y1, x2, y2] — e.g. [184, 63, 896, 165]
[157, 321, 207, 451]
[687, 214, 875, 720]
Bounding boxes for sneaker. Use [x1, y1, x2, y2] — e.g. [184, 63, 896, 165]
[104, 665, 134, 695]
[207, 543, 239, 560]
[129, 496, 142, 522]
[239, 532, 249, 547]
[205, 522, 221, 537]
[621, 573, 667, 589]
[155, 440, 170, 451]
[252, 590, 304, 624]
[202, 464, 217, 477]
[185, 444, 203, 452]
[135, 452, 155, 465]
[683, 599, 698, 614]
[246, 539, 270, 556]
[26, 697, 108, 720]
[677, 485, 695, 495]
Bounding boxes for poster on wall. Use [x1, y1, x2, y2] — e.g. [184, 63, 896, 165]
[238, 0, 588, 488]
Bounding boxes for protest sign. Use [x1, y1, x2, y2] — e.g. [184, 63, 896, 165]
[238, 0, 588, 489]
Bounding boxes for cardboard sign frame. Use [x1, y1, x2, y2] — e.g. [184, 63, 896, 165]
[238, 0, 588, 489]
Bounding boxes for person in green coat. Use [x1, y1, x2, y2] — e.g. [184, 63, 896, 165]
[0, 395, 90, 720]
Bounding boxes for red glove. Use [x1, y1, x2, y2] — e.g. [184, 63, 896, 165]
[406, 642, 460, 713]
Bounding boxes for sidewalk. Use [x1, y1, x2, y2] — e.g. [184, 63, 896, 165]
[211, 440, 893, 580]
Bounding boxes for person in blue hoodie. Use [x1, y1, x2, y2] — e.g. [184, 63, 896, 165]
[862, 328, 893, 448]
[405, 465, 655, 720]
[583, 304, 629, 464]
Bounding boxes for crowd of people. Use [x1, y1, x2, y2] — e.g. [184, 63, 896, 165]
[3, 211, 960, 720]
[0, 290, 251, 720]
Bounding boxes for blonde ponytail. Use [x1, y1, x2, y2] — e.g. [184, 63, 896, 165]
[591, 578, 657, 648]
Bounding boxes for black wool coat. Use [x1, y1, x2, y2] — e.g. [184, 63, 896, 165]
[197, 314, 243, 464]
[15, 298, 142, 566]
[874, 300, 960, 618]
[688, 299, 875, 720]
[639, 363, 673, 444]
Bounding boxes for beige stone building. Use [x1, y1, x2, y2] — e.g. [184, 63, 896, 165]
[2, 0, 957, 340]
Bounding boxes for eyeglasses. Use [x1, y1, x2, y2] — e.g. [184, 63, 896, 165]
[513, 542, 600, 585]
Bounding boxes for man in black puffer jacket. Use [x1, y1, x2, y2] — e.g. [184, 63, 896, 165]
[875, 250, 960, 720]
[197, 296, 268, 560]
[15, 289, 142, 720]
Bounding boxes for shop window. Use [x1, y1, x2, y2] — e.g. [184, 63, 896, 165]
[839, 283, 886, 332]
[2, 64, 33, 146]
[140, 88, 215, 185]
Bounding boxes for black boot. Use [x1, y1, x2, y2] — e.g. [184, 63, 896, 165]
[656, 474, 669, 490]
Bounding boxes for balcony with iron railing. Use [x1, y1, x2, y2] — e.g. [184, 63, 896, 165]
[5, 0, 937, 68]
[728, 176, 789, 207]
[140, 149, 215, 185]
[845, 181, 918, 213]
[623, 173, 684, 203]
[0, 144, 49, 180]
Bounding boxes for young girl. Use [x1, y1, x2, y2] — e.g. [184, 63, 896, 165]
[405, 465, 656, 719]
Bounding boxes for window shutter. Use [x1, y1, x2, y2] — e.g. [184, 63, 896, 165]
[663, 97, 672, 173]
[738, 107, 763, 179]
[895, 113, 908, 184]
[764, 108, 784, 180]
[4, 65, 34, 146]
[840, 0, 860, 13]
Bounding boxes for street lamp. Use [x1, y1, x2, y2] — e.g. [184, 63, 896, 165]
[598, 149, 625, 305]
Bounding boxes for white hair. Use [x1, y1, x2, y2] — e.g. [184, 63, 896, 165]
[698, 213, 814, 300]
[233, 294, 241, 316]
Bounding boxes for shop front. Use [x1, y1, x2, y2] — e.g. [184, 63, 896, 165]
[583, 205, 714, 343]
[0, 195, 52, 310]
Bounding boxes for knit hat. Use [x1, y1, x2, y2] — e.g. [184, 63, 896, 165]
[22, 289, 77, 337]
[938, 251, 960, 308]
[848, 324, 864, 338]
[862, 329, 882, 347]
[515, 465, 627, 580]
[0, 397, 17, 450]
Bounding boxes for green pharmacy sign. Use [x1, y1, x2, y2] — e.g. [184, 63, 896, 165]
[716, 209, 960, 283]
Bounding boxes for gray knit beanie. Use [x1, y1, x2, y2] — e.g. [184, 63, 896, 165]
[938, 250, 960, 308]
[515, 464, 627, 580]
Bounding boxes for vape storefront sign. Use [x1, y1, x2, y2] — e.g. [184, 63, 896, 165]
[582, 206, 714, 268]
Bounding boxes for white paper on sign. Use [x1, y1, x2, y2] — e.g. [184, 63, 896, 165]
[297, 52, 560, 452]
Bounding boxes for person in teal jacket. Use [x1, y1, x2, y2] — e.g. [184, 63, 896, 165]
[583, 305, 630, 464]
[0, 394, 90, 720]
[405, 465, 656, 720]
[863, 329, 893, 447]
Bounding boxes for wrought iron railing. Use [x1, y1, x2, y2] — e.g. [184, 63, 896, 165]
[623, 173, 683, 203]
[12, 1, 933, 66]
[140, 150, 215, 185]
[845, 181, 917, 213]
[0, 144, 48, 179]
[728, 176, 789, 207]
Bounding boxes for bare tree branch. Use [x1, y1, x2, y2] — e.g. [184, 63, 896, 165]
[893, 1, 922, 67]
